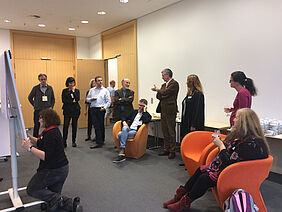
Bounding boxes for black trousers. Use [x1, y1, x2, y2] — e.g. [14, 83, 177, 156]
[87, 108, 95, 138]
[184, 168, 216, 200]
[63, 115, 79, 144]
[91, 108, 106, 145]
[27, 165, 70, 207]
[33, 110, 41, 138]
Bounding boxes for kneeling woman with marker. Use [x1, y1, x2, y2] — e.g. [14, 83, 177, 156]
[22, 109, 80, 212]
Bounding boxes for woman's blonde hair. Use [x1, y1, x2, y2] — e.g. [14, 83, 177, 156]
[225, 108, 270, 154]
[187, 74, 204, 95]
[89, 79, 95, 88]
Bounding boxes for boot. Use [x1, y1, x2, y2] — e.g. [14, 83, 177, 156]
[167, 194, 193, 212]
[163, 186, 187, 208]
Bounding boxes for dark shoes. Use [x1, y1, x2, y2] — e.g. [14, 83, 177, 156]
[168, 152, 176, 159]
[72, 143, 77, 147]
[158, 151, 175, 159]
[112, 155, 126, 163]
[73, 197, 80, 212]
[85, 137, 96, 141]
[158, 151, 169, 156]
[89, 144, 102, 149]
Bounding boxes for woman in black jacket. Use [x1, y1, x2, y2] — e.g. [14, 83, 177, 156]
[62, 77, 80, 147]
[22, 109, 80, 211]
[163, 108, 270, 212]
[180, 74, 205, 141]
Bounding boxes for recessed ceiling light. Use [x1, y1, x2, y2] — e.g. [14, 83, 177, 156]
[68, 27, 76, 31]
[120, 0, 129, 3]
[97, 11, 106, 15]
[81, 20, 88, 24]
[38, 24, 46, 27]
[4, 19, 11, 23]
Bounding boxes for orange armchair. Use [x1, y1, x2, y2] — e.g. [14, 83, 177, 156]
[206, 148, 273, 211]
[181, 131, 226, 176]
[113, 121, 149, 159]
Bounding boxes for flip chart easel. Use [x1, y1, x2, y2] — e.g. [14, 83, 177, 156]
[0, 51, 44, 211]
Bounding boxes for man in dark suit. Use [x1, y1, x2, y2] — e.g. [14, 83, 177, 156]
[113, 78, 134, 121]
[152, 68, 179, 159]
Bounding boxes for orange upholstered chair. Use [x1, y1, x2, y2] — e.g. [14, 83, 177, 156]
[206, 148, 273, 212]
[181, 131, 226, 176]
[113, 121, 149, 159]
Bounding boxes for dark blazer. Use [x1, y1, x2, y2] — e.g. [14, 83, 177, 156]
[62, 88, 81, 117]
[156, 79, 179, 114]
[28, 84, 55, 110]
[122, 110, 152, 131]
[113, 88, 134, 120]
[180, 90, 205, 140]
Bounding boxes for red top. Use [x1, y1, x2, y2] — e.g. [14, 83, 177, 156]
[230, 88, 252, 126]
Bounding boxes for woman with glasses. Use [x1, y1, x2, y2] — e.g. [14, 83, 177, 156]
[224, 71, 257, 126]
[163, 108, 269, 212]
[22, 109, 80, 211]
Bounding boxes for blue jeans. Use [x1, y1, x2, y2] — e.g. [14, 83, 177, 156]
[118, 126, 137, 148]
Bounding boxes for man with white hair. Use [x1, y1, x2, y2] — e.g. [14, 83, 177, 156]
[113, 78, 134, 121]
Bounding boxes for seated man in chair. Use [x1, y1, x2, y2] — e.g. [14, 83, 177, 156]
[113, 99, 152, 163]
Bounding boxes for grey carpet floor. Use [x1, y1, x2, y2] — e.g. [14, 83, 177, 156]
[0, 125, 281, 212]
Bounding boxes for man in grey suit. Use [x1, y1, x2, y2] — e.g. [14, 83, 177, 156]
[28, 74, 55, 137]
[152, 68, 179, 159]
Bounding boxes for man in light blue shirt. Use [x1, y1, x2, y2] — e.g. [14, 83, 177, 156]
[86, 76, 111, 148]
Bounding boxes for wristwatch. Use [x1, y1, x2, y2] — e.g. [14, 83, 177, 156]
[28, 145, 34, 152]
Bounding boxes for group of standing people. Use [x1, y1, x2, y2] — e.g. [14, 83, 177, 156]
[151, 69, 258, 162]
[28, 74, 81, 148]
[27, 73, 138, 149]
[23, 68, 263, 212]
[150, 68, 264, 212]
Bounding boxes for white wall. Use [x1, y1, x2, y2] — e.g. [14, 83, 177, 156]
[137, 0, 282, 123]
[0, 29, 10, 100]
[0, 28, 11, 156]
[77, 35, 102, 59]
[76, 37, 90, 59]
[89, 34, 102, 59]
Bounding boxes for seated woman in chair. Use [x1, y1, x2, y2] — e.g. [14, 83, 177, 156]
[163, 108, 270, 212]
[113, 99, 151, 163]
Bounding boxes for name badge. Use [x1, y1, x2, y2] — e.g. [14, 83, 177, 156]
[188, 96, 192, 99]
[42, 96, 48, 102]
[70, 93, 74, 98]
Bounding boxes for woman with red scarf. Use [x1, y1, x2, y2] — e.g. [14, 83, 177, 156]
[22, 109, 80, 212]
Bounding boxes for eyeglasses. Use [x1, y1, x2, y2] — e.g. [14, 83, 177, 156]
[40, 78, 47, 81]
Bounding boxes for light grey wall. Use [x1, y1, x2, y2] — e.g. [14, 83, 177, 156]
[137, 0, 282, 123]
